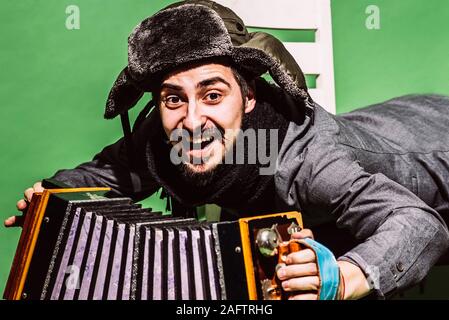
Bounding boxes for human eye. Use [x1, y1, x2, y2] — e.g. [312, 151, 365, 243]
[203, 91, 223, 104]
[163, 95, 184, 108]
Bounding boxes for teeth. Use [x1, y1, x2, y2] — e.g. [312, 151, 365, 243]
[191, 136, 213, 144]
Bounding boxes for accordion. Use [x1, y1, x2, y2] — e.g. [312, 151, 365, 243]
[4, 187, 303, 300]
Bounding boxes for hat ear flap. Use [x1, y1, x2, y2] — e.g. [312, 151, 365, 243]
[237, 32, 310, 102]
[104, 67, 144, 119]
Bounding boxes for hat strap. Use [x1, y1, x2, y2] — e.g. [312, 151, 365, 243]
[120, 111, 142, 194]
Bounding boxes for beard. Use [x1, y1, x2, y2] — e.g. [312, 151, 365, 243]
[174, 124, 236, 187]
[174, 108, 246, 188]
[175, 161, 221, 187]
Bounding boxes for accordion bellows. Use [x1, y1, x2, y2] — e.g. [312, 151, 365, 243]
[4, 187, 302, 300]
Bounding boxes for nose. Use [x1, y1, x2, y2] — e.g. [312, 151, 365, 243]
[182, 99, 205, 134]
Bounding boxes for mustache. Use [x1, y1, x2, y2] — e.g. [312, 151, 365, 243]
[169, 126, 226, 143]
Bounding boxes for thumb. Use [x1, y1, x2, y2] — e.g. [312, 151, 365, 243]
[291, 228, 314, 240]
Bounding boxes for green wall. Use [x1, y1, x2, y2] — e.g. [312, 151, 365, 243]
[1, 0, 448, 298]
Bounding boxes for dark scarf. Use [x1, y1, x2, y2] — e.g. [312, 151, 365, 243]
[145, 81, 291, 215]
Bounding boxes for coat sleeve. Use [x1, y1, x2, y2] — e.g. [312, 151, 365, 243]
[48, 132, 160, 202]
[277, 137, 449, 298]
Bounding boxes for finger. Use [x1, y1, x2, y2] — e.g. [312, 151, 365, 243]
[4, 215, 24, 228]
[4, 216, 16, 227]
[286, 249, 316, 264]
[17, 199, 28, 211]
[33, 182, 44, 193]
[282, 276, 320, 292]
[277, 262, 318, 280]
[291, 228, 314, 240]
[24, 188, 35, 202]
[288, 293, 318, 300]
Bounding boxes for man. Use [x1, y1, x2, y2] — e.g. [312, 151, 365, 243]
[5, 0, 449, 300]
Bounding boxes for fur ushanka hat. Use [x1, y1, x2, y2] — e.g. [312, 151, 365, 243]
[104, 0, 313, 120]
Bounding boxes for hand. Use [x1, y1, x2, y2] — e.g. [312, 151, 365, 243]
[276, 229, 320, 300]
[4, 182, 43, 228]
[276, 228, 372, 300]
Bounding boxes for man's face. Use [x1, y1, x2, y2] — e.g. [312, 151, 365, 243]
[158, 63, 256, 174]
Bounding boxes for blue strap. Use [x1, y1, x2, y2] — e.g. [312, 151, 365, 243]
[300, 238, 340, 300]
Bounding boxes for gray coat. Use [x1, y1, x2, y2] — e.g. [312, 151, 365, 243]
[51, 93, 449, 299]
[276, 94, 449, 298]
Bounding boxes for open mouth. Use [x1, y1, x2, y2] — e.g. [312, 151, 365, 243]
[187, 127, 223, 152]
[170, 127, 224, 165]
[191, 135, 215, 150]
[185, 131, 224, 165]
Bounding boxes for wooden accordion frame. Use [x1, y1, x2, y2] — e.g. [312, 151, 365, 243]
[4, 187, 303, 300]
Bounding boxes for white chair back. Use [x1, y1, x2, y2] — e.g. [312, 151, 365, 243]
[215, 0, 336, 113]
